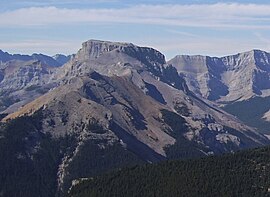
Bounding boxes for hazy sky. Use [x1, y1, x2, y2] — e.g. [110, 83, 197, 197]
[1, 0, 270, 59]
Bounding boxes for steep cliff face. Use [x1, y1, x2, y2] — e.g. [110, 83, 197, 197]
[75, 39, 165, 65]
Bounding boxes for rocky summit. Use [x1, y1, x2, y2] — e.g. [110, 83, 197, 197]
[0, 40, 269, 196]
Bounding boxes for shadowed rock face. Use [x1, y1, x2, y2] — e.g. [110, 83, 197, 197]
[168, 50, 270, 102]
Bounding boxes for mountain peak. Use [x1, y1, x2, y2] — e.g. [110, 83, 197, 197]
[251, 49, 268, 54]
[0, 50, 68, 67]
[249, 49, 270, 59]
[74, 39, 165, 69]
[52, 54, 73, 65]
[230, 49, 269, 60]
[77, 39, 135, 61]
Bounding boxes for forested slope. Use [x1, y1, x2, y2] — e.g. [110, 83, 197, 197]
[69, 146, 270, 197]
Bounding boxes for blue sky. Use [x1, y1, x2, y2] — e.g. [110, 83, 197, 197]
[1, 0, 270, 59]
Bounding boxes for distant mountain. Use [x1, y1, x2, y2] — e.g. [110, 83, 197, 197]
[0, 50, 32, 62]
[0, 50, 68, 67]
[0, 40, 269, 196]
[52, 54, 74, 65]
[31, 53, 61, 67]
[0, 51, 72, 114]
[168, 50, 270, 102]
[0, 60, 57, 113]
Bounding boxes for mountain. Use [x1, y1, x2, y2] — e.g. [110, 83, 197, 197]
[69, 145, 270, 197]
[168, 50, 270, 134]
[0, 40, 269, 196]
[0, 50, 66, 67]
[52, 54, 74, 65]
[31, 53, 62, 67]
[0, 50, 32, 62]
[6, 40, 267, 154]
[168, 49, 270, 102]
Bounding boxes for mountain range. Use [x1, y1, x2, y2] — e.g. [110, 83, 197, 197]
[1, 40, 270, 196]
[0, 50, 72, 67]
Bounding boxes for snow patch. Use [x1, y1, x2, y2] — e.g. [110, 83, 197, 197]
[262, 110, 270, 122]
[264, 134, 270, 140]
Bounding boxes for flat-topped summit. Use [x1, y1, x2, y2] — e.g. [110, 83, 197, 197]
[77, 39, 134, 60]
[58, 39, 166, 82]
[76, 39, 165, 65]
